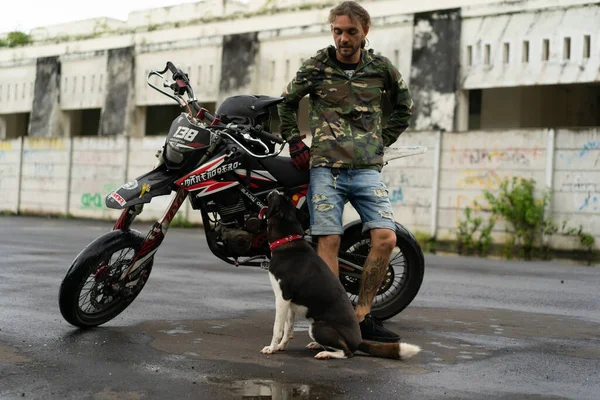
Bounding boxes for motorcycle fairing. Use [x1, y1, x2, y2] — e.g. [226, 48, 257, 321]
[105, 164, 177, 209]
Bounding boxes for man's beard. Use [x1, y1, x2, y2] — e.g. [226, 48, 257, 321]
[336, 44, 360, 59]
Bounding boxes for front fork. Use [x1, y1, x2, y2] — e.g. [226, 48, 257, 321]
[115, 188, 189, 281]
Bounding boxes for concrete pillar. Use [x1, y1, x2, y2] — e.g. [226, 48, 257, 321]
[409, 9, 461, 132]
[0, 115, 7, 139]
[62, 111, 77, 137]
[29, 56, 63, 137]
[218, 32, 260, 104]
[134, 106, 147, 138]
[99, 46, 136, 136]
[455, 90, 469, 132]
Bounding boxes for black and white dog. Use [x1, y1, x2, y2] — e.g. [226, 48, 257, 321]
[259, 190, 421, 360]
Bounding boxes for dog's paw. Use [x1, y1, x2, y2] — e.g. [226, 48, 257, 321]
[306, 341, 321, 350]
[275, 342, 288, 351]
[261, 346, 277, 354]
[314, 351, 334, 359]
[315, 350, 347, 360]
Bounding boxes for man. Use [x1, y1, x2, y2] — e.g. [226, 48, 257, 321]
[277, 1, 413, 343]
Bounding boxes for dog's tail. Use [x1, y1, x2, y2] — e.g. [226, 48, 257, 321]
[358, 341, 421, 360]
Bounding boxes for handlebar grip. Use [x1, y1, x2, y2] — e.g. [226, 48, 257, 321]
[253, 127, 284, 144]
[166, 62, 178, 74]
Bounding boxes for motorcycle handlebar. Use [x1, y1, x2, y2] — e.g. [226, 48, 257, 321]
[207, 123, 285, 144]
[252, 126, 285, 144]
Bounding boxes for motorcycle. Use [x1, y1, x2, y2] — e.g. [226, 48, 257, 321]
[58, 62, 426, 328]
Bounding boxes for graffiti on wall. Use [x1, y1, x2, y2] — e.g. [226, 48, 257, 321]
[457, 169, 502, 189]
[559, 141, 600, 166]
[578, 193, 599, 212]
[450, 147, 542, 167]
[0, 142, 14, 151]
[80, 183, 120, 210]
[382, 172, 431, 208]
[560, 173, 600, 212]
[81, 193, 103, 209]
[383, 172, 410, 205]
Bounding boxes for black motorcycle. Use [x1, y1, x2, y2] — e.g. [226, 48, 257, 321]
[58, 62, 425, 328]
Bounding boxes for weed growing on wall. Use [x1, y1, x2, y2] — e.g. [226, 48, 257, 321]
[483, 177, 596, 261]
[414, 231, 437, 254]
[455, 206, 495, 257]
[0, 31, 33, 47]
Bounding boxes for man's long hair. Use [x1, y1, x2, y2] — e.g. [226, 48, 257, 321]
[328, 1, 371, 48]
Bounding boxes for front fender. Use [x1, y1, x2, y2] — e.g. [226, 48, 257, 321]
[105, 164, 178, 209]
[342, 220, 425, 267]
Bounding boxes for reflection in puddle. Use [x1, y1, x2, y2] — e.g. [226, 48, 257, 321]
[210, 378, 343, 399]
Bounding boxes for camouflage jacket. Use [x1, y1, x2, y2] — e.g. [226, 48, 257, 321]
[278, 45, 413, 171]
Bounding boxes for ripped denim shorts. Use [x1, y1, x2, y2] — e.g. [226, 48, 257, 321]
[307, 167, 396, 236]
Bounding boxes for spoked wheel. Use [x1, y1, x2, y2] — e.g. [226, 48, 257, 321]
[59, 230, 153, 328]
[338, 225, 424, 321]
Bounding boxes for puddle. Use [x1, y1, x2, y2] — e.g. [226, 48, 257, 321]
[94, 388, 144, 400]
[0, 344, 30, 364]
[208, 378, 344, 399]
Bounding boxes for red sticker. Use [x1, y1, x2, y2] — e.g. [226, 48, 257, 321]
[111, 192, 126, 206]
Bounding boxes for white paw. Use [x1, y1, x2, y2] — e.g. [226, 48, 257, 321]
[261, 346, 277, 354]
[276, 342, 288, 351]
[314, 351, 333, 359]
[306, 341, 321, 350]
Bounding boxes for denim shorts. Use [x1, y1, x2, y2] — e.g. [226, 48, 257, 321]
[307, 167, 396, 236]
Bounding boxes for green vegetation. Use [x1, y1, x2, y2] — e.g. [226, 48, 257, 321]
[0, 31, 33, 47]
[453, 176, 596, 262]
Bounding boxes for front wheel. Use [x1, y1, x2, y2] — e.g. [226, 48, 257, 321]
[338, 223, 425, 321]
[58, 229, 153, 328]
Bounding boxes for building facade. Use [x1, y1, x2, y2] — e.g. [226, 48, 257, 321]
[0, 0, 598, 139]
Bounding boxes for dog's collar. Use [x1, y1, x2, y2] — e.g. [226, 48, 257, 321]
[269, 234, 303, 251]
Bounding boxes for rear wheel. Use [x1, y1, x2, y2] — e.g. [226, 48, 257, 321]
[58, 230, 153, 328]
[338, 225, 424, 321]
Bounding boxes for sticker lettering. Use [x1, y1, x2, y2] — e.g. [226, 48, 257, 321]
[183, 162, 240, 186]
[110, 191, 126, 206]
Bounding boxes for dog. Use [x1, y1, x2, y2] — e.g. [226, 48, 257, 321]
[259, 190, 421, 360]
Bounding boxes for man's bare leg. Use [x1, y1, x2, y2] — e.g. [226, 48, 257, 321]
[317, 234, 342, 277]
[355, 228, 396, 322]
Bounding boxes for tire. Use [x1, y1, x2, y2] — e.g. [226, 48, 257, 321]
[58, 229, 153, 328]
[338, 223, 425, 321]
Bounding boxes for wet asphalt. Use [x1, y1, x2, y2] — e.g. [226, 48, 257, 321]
[0, 215, 599, 400]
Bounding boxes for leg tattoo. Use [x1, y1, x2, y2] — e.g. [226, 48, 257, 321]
[358, 256, 388, 307]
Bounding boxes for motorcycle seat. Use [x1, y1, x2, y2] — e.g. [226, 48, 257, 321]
[259, 156, 309, 188]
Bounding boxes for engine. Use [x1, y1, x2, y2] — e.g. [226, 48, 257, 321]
[210, 189, 264, 256]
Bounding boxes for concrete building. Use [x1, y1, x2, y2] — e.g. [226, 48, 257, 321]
[0, 0, 598, 139]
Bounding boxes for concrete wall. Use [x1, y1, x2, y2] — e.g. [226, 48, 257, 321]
[60, 52, 107, 111]
[0, 138, 22, 213]
[135, 39, 222, 106]
[551, 128, 600, 249]
[437, 129, 548, 242]
[0, 62, 36, 115]
[2, 128, 598, 251]
[19, 138, 71, 214]
[461, 2, 600, 89]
